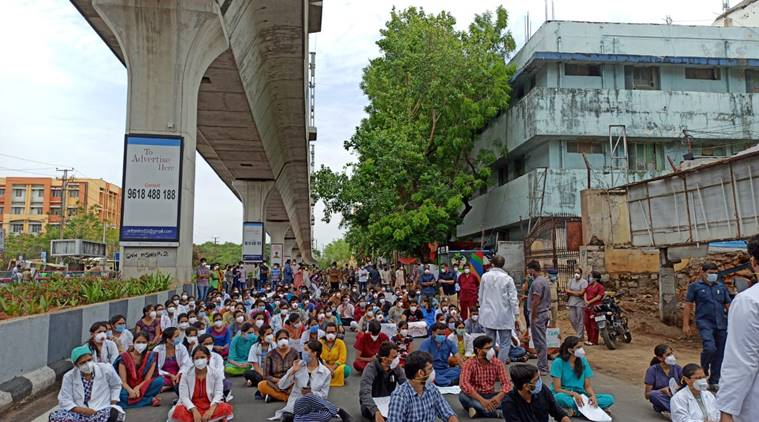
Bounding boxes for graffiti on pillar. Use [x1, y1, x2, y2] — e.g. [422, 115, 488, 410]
[123, 248, 177, 268]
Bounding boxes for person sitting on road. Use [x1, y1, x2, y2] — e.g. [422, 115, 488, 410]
[176, 313, 191, 344]
[387, 298, 405, 324]
[356, 310, 376, 334]
[387, 350, 459, 422]
[114, 332, 164, 408]
[447, 319, 474, 360]
[501, 363, 570, 422]
[49, 345, 122, 422]
[549, 336, 615, 417]
[390, 320, 414, 366]
[321, 322, 351, 386]
[359, 341, 406, 422]
[167, 346, 234, 422]
[644, 343, 683, 416]
[273, 340, 353, 422]
[284, 312, 305, 352]
[258, 329, 300, 403]
[458, 335, 510, 419]
[245, 324, 274, 398]
[86, 321, 119, 365]
[135, 304, 162, 345]
[229, 309, 247, 337]
[198, 334, 232, 399]
[418, 322, 462, 386]
[154, 327, 192, 392]
[300, 318, 326, 351]
[353, 320, 390, 373]
[224, 322, 257, 376]
[161, 300, 179, 330]
[110, 314, 133, 354]
[670, 363, 719, 422]
[420, 299, 438, 332]
[402, 300, 424, 323]
[209, 312, 232, 358]
[463, 308, 485, 336]
[183, 326, 200, 353]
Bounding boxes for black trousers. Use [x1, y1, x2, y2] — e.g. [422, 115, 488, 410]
[244, 368, 264, 386]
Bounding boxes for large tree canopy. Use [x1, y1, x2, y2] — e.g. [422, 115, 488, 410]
[313, 6, 515, 257]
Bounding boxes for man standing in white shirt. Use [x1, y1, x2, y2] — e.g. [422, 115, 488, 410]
[717, 234, 759, 422]
[478, 255, 520, 364]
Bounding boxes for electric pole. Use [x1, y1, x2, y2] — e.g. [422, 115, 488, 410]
[56, 168, 74, 239]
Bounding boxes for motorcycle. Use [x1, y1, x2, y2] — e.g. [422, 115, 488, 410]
[593, 290, 632, 350]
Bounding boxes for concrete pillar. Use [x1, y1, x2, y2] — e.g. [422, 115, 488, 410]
[233, 180, 274, 276]
[267, 221, 289, 266]
[659, 248, 678, 325]
[95, 0, 228, 283]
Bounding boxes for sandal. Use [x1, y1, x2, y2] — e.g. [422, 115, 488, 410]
[151, 397, 161, 407]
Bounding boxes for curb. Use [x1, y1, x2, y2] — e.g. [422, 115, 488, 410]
[0, 360, 71, 414]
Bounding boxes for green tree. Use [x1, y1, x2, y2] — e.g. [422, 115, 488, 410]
[312, 6, 515, 258]
[317, 238, 353, 268]
[192, 242, 271, 267]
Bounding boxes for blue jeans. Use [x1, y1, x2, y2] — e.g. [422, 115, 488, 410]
[196, 285, 209, 301]
[483, 327, 512, 364]
[459, 391, 500, 418]
[698, 325, 727, 384]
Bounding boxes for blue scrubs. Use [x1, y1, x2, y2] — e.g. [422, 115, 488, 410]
[419, 337, 461, 386]
[686, 279, 731, 384]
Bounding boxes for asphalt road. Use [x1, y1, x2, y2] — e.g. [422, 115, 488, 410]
[14, 332, 667, 422]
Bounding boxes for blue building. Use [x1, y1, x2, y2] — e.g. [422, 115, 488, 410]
[457, 20, 759, 245]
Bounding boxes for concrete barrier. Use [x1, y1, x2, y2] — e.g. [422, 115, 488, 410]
[0, 286, 191, 413]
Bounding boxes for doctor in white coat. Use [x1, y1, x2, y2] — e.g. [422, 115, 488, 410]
[168, 345, 233, 422]
[717, 235, 759, 422]
[671, 363, 720, 422]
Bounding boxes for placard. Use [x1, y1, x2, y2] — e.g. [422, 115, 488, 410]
[242, 222, 264, 263]
[271, 243, 283, 266]
[380, 323, 397, 339]
[529, 327, 561, 349]
[407, 321, 428, 338]
[120, 135, 183, 242]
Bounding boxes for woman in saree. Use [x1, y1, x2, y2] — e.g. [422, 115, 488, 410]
[115, 332, 164, 408]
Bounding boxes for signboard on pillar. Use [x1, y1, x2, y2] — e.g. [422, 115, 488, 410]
[271, 243, 283, 267]
[120, 134, 183, 242]
[242, 222, 264, 263]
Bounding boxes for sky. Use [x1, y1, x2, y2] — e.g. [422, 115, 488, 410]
[0, 0, 727, 252]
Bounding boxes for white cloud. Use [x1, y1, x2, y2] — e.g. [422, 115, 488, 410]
[0, 0, 724, 252]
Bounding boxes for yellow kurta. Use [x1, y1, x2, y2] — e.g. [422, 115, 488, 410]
[321, 338, 348, 386]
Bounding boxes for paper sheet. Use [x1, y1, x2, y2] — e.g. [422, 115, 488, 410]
[577, 394, 612, 421]
[435, 385, 461, 395]
[373, 396, 391, 417]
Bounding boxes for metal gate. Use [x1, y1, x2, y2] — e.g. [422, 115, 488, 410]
[524, 216, 582, 303]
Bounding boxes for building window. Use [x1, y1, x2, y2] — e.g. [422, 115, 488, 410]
[747, 70, 759, 93]
[51, 188, 62, 198]
[565, 63, 601, 77]
[11, 207, 24, 214]
[68, 189, 79, 198]
[497, 166, 508, 186]
[29, 223, 42, 234]
[700, 145, 727, 157]
[12, 187, 25, 199]
[10, 223, 24, 234]
[567, 141, 604, 154]
[29, 206, 43, 215]
[685, 67, 721, 80]
[628, 143, 664, 171]
[31, 186, 44, 202]
[50, 206, 61, 216]
[67, 207, 78, 216]
[625, 66, 660, 90]
[0, 188, 5, 197]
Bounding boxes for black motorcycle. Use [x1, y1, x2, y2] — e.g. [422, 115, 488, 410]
[593, 290, 632, 350]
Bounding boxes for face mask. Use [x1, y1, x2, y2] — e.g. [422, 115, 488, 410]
[79, 361, 95, 374]
[448, 323, 456, 330]
[244, 333, 258, 342]
[424, 270, 430, 274]
[198, 312, 207, 318]
[706, 273, 718, 283]
[277, 339, 289, 349]
[236, 316, 245, 324]
[149, 311, 157, 319]
[186, 337, 198, 345]
[168, 307, 176, 314]
[198, 329, 206, 335]
[179, 322, 189, 330]
[456, 328, 466, 336]
[665, 355, 677, 366]
[214, 320, 223, 328]
[435, 335, 446, 343]
[531, 377, 543, 395]
[172, 337, 182, 346]
[424, 369, 436, 385]
[410, 306, 417, 312]
[370, 334, 379, 341]
[318, 313, 325, 320]
[194, 358, 208, 369]
[390, 356, 400, 369]
[255, 320, 264, 328]
[464, 269, 470, 274]
[258, 306, 266, 312]
[400, 329, 409, 337]
[115, 324, 126, 333]
[133, 343, 148, 353]
[694, 378, 709, 391]
[485, 348, 496, 361]
[574, 347, 586, 358]
[326, 333, 336, 341]
[173, 300, 180, 305]
[301, 351, 312, 364]
[265, 334, 275, 344]
[574, 273, 581, 279]
[309, 326, 319, 335]
[471, 315, 479, 321]
[94, 332, 107, 343]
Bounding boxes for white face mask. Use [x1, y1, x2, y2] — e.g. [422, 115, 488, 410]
[186, 337, 198, 346]
[149, 311, 157, 319]
[168, 307, 176, 314]
[464, 269, 470, 274]
[471, 315, 478, 321]
[573, 347, 586, 358]
[133, 343, 148, 353]
[326, 333, 336, 341]
[79, 361, 95, 374]
[664, 355, 677, 366]
[214, 320, 223, 328]
[236, 316, 245, 323]
[189, 317, 198, 324]
[265, 334, 275, 344]
[277, 339, 289, 349]
[410, 306, 417, 312]
[425, 369, 436, 385]
[94, 332, 107, 343]
[486, 348, 496, 361]
[390, 356, 400, 369]
[693, 378, 709, 391]
[400, 329, 409, 337]
[194, 358, 208, 369]
[255, 320, 264, 328]
[179, 322, 189, 330]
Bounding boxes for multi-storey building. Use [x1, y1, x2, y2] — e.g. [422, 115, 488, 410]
[457, 21, 759, 244]
[0, 177, 121, 235]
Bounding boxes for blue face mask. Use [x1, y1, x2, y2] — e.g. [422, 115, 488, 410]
[435, 335, 446, 344]
[115, 325, 126, 333]
[309, 326, 319, 335]
[301, 350, 312, 364]
[172, 338, 182, 346]
[244, 333, 258, 343]
[706, 273, 718, 283]
[531, 377, 543, 395]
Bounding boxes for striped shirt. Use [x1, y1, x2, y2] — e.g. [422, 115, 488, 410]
[387, 381, 455, 422]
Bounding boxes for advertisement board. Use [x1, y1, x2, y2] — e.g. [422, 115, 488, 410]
[242, 222, 265, 263]
[270, 243, 283, 267]
[120, 135, 183, 242]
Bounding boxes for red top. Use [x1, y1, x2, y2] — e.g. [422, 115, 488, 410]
[458, 273, 480, 301]
[584, 282, 606, 306]
[192, 376, 211, 410]
[460, 357, 511, 396]
[354, 332, 389, 358]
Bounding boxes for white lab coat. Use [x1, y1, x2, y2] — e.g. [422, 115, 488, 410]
[153, 343, 192, 376]
[161, 312, 178, 330]
[717, 283, 759, 421]
[671, 387, 719, 422]
[89, 340, 119, 365]
[174, 367, 225, 412]
[57, 363, 121, 412]
[447, 332, 474, 356]
[275, 362, 332, 417]
[478, 267, 520, 330]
